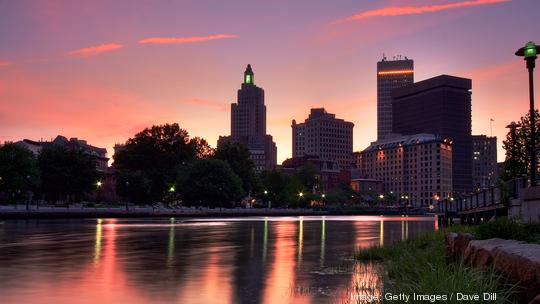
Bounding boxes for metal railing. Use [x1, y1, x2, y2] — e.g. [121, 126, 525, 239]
[435, 176, 529, 214]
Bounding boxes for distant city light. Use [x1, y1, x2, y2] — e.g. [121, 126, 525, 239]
[377, 69, 414, 75]
[169, 186, 175, 193]
[96, 181, 102, 187]
[298, 192, 304, 197]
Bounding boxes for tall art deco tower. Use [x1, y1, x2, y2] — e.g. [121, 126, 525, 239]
[218, 64, 277, 171]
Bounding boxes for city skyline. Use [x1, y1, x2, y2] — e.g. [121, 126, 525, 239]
[1, 0, 539, 163]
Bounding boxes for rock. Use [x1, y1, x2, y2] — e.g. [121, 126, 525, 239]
[446, 232, 474, 261]
[454, 233, 474, 259]
[463, 239, 523, 268]
[446, 232, 458, 258]
[529, 294, 540, 304]
[492, 243, 540, 302]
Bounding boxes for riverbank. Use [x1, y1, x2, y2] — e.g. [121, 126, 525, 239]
[355, 230, 517, 304]
[0, 205, 327, 219]
[0, 204, 428, 219]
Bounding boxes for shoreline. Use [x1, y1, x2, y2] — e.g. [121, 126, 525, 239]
[0, 206, 430, 220]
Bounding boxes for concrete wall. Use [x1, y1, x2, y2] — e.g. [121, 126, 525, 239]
[509, 186, 540, 223]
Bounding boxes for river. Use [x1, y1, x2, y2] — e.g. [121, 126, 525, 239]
[0, 215, 436, 304]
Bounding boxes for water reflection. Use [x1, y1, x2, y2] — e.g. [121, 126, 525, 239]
[0, 216, 435, 304]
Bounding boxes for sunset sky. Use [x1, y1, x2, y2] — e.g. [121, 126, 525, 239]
[1, 0, 539, 163]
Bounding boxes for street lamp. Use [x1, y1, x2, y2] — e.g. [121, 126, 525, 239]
[516, 41, 540, 186]
[96, 181, 103, 188]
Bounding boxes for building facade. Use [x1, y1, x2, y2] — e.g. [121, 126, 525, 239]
[16, 135, 109, 172]
[359, 134, 453, 207]
[472, 135, 498, 189]
[280, 155, 350, 191]
[377, 56, 414, 140]
[292, 108, 354, 170]
[218, 64, 277, 171]
[392, 74, 472, 194]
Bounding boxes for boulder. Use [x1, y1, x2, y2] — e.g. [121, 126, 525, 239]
[446, 232, 474, 260]
[492, 243, 540, 302]
[529, 294, 540, 304]
[463, 239, 524, 268]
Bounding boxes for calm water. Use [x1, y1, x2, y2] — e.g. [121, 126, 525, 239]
[0, 216, 436, 304]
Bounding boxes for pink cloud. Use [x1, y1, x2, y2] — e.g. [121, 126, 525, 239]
[334, 0, 511, 23]
[0, 60, 11, 67]
[68, 43, 123, 57]
[138, 34, 238, 45]
[179, 98, 229, 112]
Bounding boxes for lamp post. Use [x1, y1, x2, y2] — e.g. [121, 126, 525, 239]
[516, 41, 540, 187]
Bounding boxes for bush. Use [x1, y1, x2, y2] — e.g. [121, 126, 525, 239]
[476, 218, 539, 243]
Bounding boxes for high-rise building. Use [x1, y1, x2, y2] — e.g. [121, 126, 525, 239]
[377, 56, 414, 140]
[392, 75, 472, 194]
[292, 108, 354, 169]
[218, 64, 277, 171]
[359, 134, 453, 207]
[472, 135, 498, 189]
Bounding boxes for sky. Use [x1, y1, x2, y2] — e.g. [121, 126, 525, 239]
[0, 0, 539, 163]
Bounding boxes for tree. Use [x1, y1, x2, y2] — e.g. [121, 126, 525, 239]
[214, 141, 260, 194]
[259, 169, 291, 207]
[191, 137, 215, 159]
[179, 159, 243, 208]
[294, 163, 320, 192]
[0, 143, 40, 203]
[38, 145, 99, 203]
[115, 170, 151, 204]
[114, 123, 204, 202]
[501, 110, 540, 181]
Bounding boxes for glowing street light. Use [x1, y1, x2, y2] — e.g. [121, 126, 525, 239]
[379, 194, 384, 200]
[321, 193, 326, 198]
[169, 185, 176, 193]
[516, 41, 540, 186]
[264, 190, 268, 195]
[298, 192, 304, 197]
[96, 181, 103, 188]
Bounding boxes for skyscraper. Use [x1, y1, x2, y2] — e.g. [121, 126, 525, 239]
[472, 135, 498, 189]
[218, 64, 277, 171]
[292, 108, 354, 169]
[377, 56, 414, 140]
[392, 75, 472, 194]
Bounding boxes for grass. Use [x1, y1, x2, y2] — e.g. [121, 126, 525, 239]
[475, 218, 540, 243]
[354, 231, 518, 304]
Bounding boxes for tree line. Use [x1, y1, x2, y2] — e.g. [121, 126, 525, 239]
[0, 123, 352, 207]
